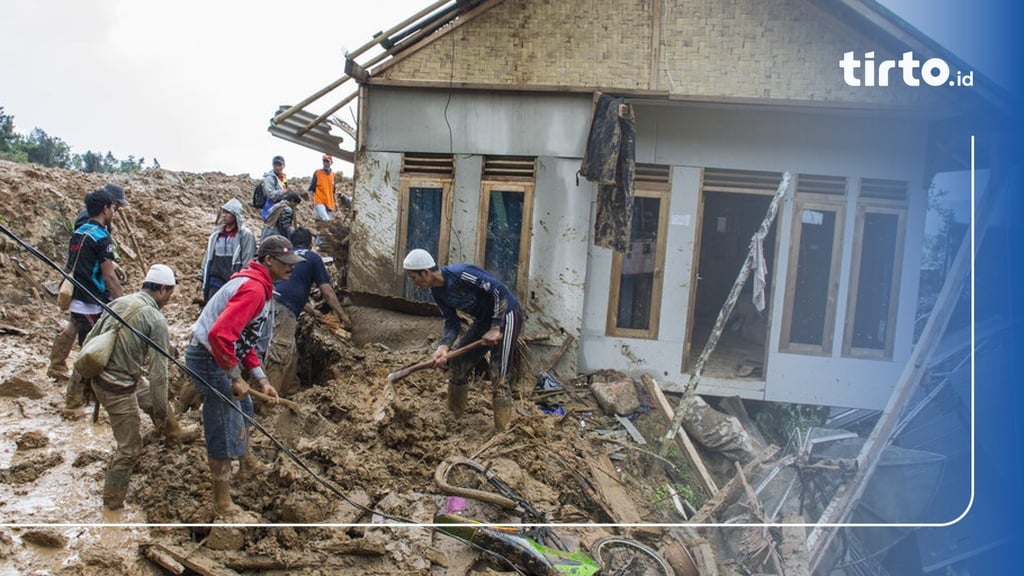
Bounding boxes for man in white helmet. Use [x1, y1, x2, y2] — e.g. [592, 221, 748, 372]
[83, 264, 182, 510]
[402, 249, 523, 432]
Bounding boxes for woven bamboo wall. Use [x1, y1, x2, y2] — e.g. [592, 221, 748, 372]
[377, 0, 945, 108]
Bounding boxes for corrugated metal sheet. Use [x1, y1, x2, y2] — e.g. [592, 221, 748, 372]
[267, 106, 351, 162]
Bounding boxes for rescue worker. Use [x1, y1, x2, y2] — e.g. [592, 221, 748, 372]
[402, 249, 522, 431]
[49, 188, 125, 407]
[195, 198, 256, 304]
[263, 227, 349, 397]
[185, 235, 300, 515]
[85, 264, 182, 510]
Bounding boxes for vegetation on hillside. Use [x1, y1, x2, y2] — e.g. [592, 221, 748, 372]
[1, 105, 157, 173]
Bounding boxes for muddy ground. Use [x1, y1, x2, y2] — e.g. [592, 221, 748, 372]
[0, 160, 706, 575]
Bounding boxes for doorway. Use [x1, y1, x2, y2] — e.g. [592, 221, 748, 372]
[686, 183, 778, 380]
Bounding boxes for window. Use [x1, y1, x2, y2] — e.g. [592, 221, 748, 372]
[476, 156, 535, 300]
[607, 165, 670, 338]
[780, 175, 847, 355]
[843, 179, 908, 358]
[398, 153, 454, 301]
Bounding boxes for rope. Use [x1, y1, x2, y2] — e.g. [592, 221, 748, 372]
[0, 222, 409, 524]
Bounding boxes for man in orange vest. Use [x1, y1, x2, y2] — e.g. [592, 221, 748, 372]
[307, 154, 336, 242]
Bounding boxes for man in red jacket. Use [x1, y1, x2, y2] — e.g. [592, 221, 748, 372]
[185, 235, 302, 516]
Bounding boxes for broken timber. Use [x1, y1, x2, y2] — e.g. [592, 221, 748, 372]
[807, 151, 1002, 571]
[659, 172, 790, 459]
[642, 374, 719, 495]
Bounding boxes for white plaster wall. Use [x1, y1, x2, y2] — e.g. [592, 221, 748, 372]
[354, 86, 934, 410]
[578, 103, 931, 410]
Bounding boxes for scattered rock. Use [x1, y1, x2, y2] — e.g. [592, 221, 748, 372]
[591, 378, 641, 415]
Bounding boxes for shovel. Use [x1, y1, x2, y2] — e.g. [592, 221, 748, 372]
[387, 339, 487, 383]
[373, 339, 487, 423]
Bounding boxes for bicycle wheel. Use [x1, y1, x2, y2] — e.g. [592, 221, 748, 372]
[591, 537, 675, 576]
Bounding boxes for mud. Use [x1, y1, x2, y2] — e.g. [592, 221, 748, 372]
[0, 159, 696, 575]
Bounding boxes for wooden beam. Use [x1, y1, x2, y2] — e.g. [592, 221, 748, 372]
[642, 374, 719, 495]
[690, 445, 780, 523]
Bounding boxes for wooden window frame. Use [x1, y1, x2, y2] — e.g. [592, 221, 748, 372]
[842, 196, 907, 359]
[395, 175, 453, 293]
[475, 179, 535, 301]
[779, 192, 847, 356]
[606, 181, 670, 339]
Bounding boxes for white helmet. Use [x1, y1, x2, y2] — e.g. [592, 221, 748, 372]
[402, 249, 436, 271]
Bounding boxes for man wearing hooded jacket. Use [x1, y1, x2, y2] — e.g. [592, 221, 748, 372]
[185, 235, 301, 516]
[195, 198, 257, 303]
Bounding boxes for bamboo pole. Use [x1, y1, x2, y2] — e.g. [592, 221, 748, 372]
[345, 0, 451, 60]
[658, 172, 791, 457]
[807, 141, 1000, 572]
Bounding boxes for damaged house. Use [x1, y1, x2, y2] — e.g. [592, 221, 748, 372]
[267, 1, 1016, 573]
[273, 0, 1005, 412]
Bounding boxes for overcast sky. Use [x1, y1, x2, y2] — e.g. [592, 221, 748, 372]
[0, 0, 1008, 179]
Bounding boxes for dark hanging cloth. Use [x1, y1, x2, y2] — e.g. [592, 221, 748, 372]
[579, 92, 635, 253]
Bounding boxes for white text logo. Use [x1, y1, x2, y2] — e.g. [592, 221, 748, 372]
[840, 51, 973, 87]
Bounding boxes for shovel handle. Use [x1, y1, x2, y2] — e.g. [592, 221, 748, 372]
[387, 339, 487, 383]
[249, 388, 301, 412]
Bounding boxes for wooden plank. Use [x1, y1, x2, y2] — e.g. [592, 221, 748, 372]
[150, 544, 240, 576]
[780, 515, 810, 576]
[587, 451, 643, 524]
[642, 374, 719, 495]
[690, 445, 780, 523]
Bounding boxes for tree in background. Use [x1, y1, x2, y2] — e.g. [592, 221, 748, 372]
[25, 128, 71, 168]
[1, 105, 154, 173]
[0, 107, 26, 162]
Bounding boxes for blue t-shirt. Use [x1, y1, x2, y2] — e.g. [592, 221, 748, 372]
[273, 248, 331, 316]
[430, 263, 520, 347]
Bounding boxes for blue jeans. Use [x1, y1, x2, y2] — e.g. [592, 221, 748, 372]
[185, 344, 253, 459]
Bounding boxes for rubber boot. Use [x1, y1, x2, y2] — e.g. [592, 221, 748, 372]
[239, 452, 268, 477]
[212, 480, 242, 516]
[493, 396, 514, 432]
[65, 372, 87, 409]
[447, 383, 469, 417]
[47, 325, 76, 380]
[102, 470, 131, 510]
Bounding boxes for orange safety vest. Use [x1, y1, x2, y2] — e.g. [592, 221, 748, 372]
[311, 169, 335, 211]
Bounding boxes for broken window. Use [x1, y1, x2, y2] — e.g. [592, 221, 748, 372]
[780, 175, 847, 354]
[607, 165, 670, 338]
[398, 154, 454, 301]
[477, 157, 535, 299]
[843, 179, 908, 358]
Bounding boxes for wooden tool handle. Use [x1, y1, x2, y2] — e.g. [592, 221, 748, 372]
[387, 339, 486, 383]
[249, 388, 301, 411]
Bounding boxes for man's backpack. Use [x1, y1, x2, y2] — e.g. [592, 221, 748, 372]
[251, 181, 266, 208]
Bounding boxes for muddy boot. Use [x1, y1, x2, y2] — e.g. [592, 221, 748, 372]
[492, 396, 514, 432]
[47, 326, 76, 380]
[102, 470, 131, 510]
[239, 452, 268, 477]
[65, 372, 87, 409]
[212, 480, 242, 516]
[162, 412, 185, 445]
[447, 383, 469, 417]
